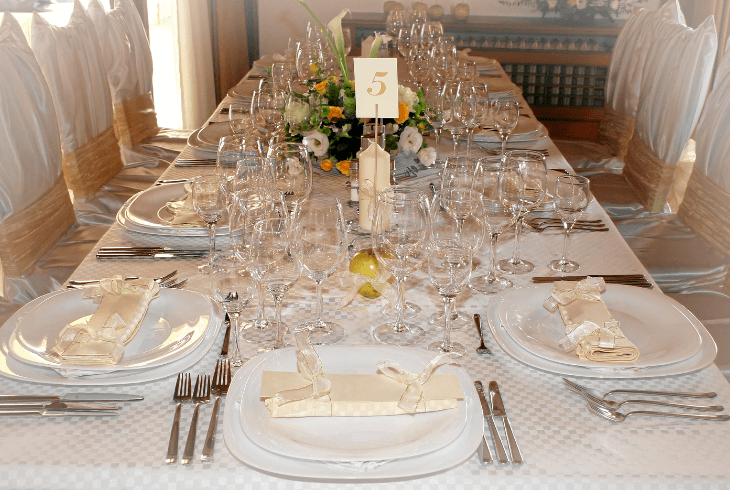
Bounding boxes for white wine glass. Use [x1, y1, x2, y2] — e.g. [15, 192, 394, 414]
[296, 43, 323, 83]
[407, 45, 430, 90]
[216, 135, 244, 203]
[372, 187, 431, 346]
[397, 27, 410, 58]
[210, 254, 256, 368]
[250, 217, 302, 351]
[267, 141, 313, 215]
[422, 82, 446, 167]
[549, 175, 591, 272]
[441, 156, 478, 191]
[229, 103, 255, 136]
[498, 150, 547, 275]
[442, 82, 466, 157]
[192, 174, 226, 274]
[292, 195, 347, 345]
[458, 81, 489, 157]
[492, 99, 519, 156]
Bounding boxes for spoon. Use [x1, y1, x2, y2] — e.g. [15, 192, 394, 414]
[586, 402, 730, 422]
[568, 384, 724, 412]
[473, 314, 491, 356]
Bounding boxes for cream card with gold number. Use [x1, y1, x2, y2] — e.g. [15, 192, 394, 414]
[353, 58, 399, 119]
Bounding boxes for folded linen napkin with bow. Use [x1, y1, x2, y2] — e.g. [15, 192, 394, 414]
[51, 276, 160, 366]
[543, 277, 640, 362]
[260, 332, 463, 417]
[163, 183, 205, 227]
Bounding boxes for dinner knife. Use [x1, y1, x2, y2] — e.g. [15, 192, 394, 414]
[220, 314, 231, 358]
[98, 247, 209, 253]
[0, 394, 143, 403]
[475, 381, 509, 465]
[97, 252, 208, 259]
[0, 410, 120, 417]
[489, 381, 523, 465]
[0, 402, 121, 412]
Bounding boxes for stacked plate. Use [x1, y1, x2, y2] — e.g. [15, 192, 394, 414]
[0, 288, 222, 385]
[117, 183, 228, 236]
[473, 116, 548, 145]
[223, 345, 482, 481]
[188, 122, 234, 151]
[485, 284, 717, 378]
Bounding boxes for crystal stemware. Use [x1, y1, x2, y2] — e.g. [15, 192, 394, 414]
[192, 174, 226, 274]
[210, 254, 256, 368]
[549, 175, 591, 272]
[422, 82, 446, 167]
[372, 187, 430, 346]
[442, 82, 466, 157]
[229, 103, 255, 137]
[216, 135, 244, 203]
[267, 141, 313, 215]
[296, 43, 323, 83]
[397, 27, 410, 58]
[407, 45, 430, 90]
[441, 156, 479, 191]
[458, 81, 489, 157]
[492, 99, 519, 156]
[292, 195, 347, 345]
[498, 150, 547, 275]
[250, 217, 301, 351]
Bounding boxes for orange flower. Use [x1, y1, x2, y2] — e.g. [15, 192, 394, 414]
[315, 80, 328, 94]
[335, 160, 351, 176]
[394, 102, 410, 124]
[320, 159, 334, 171]
[327, 106, 344, 121]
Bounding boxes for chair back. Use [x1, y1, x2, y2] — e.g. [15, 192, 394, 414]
[0, 13, 75, 278]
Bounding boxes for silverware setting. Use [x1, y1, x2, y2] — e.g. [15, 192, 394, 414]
[475, 381, 509, 465]
[524, 219, 609, 233]
[175, 158, 217, 164]
[219, 314, 231, 358]
[532, 274, 653, 288]
[67, 271, 178, 287]
[155, 179, 190, 185]
[175, 162, 217, 167]
[201, 359, 232, 462]
[473, 314, 491, 356]
[567, 384, 723, 412]
[475, 145, 549, 156]
[489, 381, 523, 465]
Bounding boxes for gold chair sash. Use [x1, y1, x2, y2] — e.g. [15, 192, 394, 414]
[622, 132, 676, 213]
[678, 169, 730, 260]
[595, 106, 634, 159]
[113, 92, 159, 147]
[0, 176, 75, 278]
[61, 126, 124, 200]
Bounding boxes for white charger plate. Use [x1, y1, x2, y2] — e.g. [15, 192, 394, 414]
[485, 287, 717, 378]
[0, 290, 222, 385]
[239, 345, 469, 463]
[223, 345, 482, 481]
[496, 285, 702, 369]
[8, 288, 211, 372]
[117, 185, 228, 237]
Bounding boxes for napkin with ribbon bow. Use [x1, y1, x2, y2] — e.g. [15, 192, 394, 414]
[163, 183, 205, 227]
[543, 277, 639, 362]
[260, 332, 463, 417]
[51, 276, 160, 367]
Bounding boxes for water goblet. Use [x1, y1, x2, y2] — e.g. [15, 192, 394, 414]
[372, 187, 431, 346]
[192, 174, 227, 274]
[549, 175, 591, 272]
[267, 141, 313, 215]
[210, 254, 256, 368]
[492, 99, 519, 156]
[441, 156, 479, 191]
[456, 60, 477, 82]
[291, 195, 348, 345]
[229, 103, 255, 136]
[250, 217, 302, 351]
[497, 150, 547, 275]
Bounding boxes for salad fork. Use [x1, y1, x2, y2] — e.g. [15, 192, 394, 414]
[563, 378, 717, 400]
[202, 360, 232, 462]
[181, 375, 211, 465]
[586, 401, 730, 423]
[473, 314, 491, 356]
[166, 373, 191, 464]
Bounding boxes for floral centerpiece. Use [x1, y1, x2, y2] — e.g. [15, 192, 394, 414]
[285, 3, 436, 176]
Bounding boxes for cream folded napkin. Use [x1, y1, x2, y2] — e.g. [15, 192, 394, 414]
[261, 332, 463, 417]
[543, 278, 640, 362]
[163, 184, 205, 227]
[51, 276, 160, 366]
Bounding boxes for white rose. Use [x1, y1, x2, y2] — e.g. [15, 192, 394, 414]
[285, 157, 304, 176]
[398, 126, 423, 154]
[417, 147, 437, 167]
[303, 130, 329, 158]
[398, 85, 419, 111]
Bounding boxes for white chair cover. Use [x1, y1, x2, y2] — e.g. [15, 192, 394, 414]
[0, 12, 104, 315]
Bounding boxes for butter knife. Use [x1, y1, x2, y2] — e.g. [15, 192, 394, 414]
[0, 394, 143, 403]
[489, 381, 523, 465]
[475, 381, 508, 465]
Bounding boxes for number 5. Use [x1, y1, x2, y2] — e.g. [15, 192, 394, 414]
[367, 71, 389, 97]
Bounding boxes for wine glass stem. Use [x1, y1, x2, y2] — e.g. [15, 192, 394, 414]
[441, 295, 455, 348]
[256, 282, 266, 322]
[488, 232, 500, 281]
[314, 279, 327, 329]
[229, 312, 244, 367]
[207, 222, 217, 270]
[511, 217, 524, 264]
[451, 133, 459, 155]
[466, 128, 474, 157]
[393, 278, 408, 333]
[272, 293, 286, 349]
[434, 129, 441, 162]
[500, 133, 508, 156]
[561, 225, 573, 263]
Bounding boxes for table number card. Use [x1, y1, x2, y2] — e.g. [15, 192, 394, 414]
[353, 58, 399, 119]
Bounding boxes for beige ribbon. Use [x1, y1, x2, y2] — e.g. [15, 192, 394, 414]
[623, 131, 676, 213]
[0, 175, 75, 278]
[377, 352, 460, 414]
[558, 319, 624, 352]
[543, 277, 606, 313]
[337, 269, 395, 308]
[113, 92, 160, 147]
[62, 126, 124, 200]
[359, 179, 376, 221]
[272, 331, 332, 411]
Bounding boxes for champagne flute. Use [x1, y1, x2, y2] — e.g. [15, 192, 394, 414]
[498, 150, 547, 274]
[549, 175, 591, 272]
[210, 254, 256, 368]
[372, 187, 431, 346]
[492, 99, 519, 156]
[422, 82, 446, 167]
[292, 195, 347, 345]
[267, 142, 313, 215]
[470, 161, 518, 294]
[250, 217, 301, 351]
[442, 82, 466, 157]
[192, 174, 226, 274]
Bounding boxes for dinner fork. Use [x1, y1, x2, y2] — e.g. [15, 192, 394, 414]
[586, 401, 730, 423]
[68, 270, 177, 287]
[181, 375, 211, 465]
[162, 279, 188, 289]
[201, 360, 232, 462]
[166, 373, 191, 464]
[563, 378, 718, 400]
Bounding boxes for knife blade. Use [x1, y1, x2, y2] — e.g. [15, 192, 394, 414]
[97, 252, 208, 259]
[0, 402, 121, 412]
[475, 381, 509, 465]
[220, 313, 231, 358]
[0, 394, 143, 403]
[489, 381, 523, 465]
[0, 410, 120, 417]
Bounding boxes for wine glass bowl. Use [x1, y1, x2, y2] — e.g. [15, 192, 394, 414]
[549, 175, 591, 272]
[267, 142, 313, 214]
[192, 174, 227, 274]
[491, 99, 519, 155]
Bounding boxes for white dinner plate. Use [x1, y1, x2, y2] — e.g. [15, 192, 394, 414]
[473, 116, 545, 144]
[117, 185, 228, 236]
[239, 345, 469, 463]
[485, 287, 717, 378]
[223, 346, 482, 481]
[8, 288, 211, 372]
[0, 290, 222, 385]
[187, 128, 217, 152]
[197, 122, 235, 148]
[496, 285, 702, 369]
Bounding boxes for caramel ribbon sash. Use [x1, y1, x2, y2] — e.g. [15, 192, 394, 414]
[62, 126, 123, 200]
[113, 92, 160, 147]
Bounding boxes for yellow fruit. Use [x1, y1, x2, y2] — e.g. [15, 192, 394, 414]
[412, 1, 428, 12]
[349, 249, 381, 298]
[428, 4, 444, 19]
[383, 1, 403, 14]
[452, 3, 470, 20]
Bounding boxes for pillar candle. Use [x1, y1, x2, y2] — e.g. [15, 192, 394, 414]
[358, 143, 391, 232]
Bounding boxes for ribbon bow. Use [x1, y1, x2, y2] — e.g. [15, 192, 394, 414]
[358, 179, 376, 221]
[558, 319, 624, 352]
[377, 352, 461, 414]
[273, 331, 332, 409]
[543, 277, 606, 313]
[337, 268, 395, 308]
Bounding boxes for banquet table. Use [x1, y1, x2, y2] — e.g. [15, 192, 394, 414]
[1, 60, 730, 490]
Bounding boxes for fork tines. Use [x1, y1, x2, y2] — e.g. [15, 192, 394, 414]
[212, 359, 232, 395]
[174, 373, 192, 402]
[193, 375, 211, 404]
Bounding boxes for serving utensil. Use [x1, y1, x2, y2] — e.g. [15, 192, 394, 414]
[586, 401, 730, 422]
[563, 378, 717, 400]
[473, 314, 491, 356]
[201, 360, 231, 462]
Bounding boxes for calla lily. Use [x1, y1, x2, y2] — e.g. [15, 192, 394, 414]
[327, 8, 351, 77]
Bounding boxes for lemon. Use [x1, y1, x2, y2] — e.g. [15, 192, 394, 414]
[349, 249, 381, 298]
